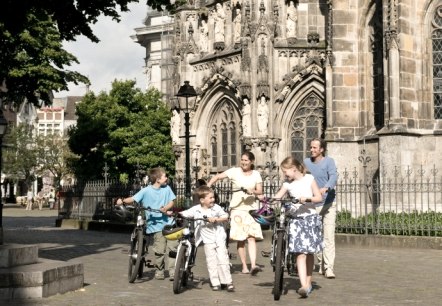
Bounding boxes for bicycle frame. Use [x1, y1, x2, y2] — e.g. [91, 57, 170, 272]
[175, 227, 196, 270]
[266, 197, 298, 300]
[172, 216, 206, 294]
[127, 204, 161, 283]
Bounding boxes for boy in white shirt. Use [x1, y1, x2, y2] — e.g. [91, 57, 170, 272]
[180, 186, 234, 292]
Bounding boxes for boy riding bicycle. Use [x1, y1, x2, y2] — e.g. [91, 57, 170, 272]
[117, 167, 178, 281]
[179, 185, 234, 292]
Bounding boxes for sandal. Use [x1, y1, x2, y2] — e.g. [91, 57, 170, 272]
[261, 250, 271, 257]
[227, 283, 235, 292]
[250, 266, 262, 276]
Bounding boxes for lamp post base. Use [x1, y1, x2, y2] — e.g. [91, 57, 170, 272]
[184, 197, 192, 209]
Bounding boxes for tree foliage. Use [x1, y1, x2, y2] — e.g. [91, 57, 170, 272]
[0, 0, 183, 106]
[2, 124, 39, 189]
[0, 10, 89, 107]
[2, 124, 77, 190]
[68, 80, 175, 181]
[36, 133, 78, 189]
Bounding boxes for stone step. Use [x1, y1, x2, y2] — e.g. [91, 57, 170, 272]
[0, 258, 84, 300]
[0, 244, 38, 268]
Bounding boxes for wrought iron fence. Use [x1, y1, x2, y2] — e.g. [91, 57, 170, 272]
[58, 165, 442, 237]
[336, 165, 442, 236]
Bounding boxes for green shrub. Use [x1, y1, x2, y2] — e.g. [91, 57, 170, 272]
[336, 210, 442, 236]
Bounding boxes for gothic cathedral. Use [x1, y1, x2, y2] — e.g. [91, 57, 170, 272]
[134, 0, 442, 182]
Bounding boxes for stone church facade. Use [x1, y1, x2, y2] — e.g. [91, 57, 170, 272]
[134, 0, 442, 182]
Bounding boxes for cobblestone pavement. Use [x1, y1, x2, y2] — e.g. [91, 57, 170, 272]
[2, 207, 442, 306]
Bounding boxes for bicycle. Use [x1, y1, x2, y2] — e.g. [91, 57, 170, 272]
[126, 203, 161, 283]
[255, 197, 299, 301]
[167, 214, 207, 294]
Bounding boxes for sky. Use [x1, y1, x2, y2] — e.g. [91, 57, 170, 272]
[54, 2, 148, 98]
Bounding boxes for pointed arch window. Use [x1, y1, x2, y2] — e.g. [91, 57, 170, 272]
[221, 123, 228, 166]
[368, 2, 385, 128]
[211, 135, 218, 167]
[210, 101, 241, 171]
[432, 6, 442, 119]
[230, 123, 237, 165]
[290, 95, 324, 161]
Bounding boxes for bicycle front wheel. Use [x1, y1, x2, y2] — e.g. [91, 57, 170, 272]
[128, 229, 144, 283]
[173, 244, 188, 294]
[273, 231, 285, 300]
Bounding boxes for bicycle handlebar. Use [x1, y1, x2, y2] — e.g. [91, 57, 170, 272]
[117, 202, 167, 214]
[261, 197, 299, 205]
[211, 186, 248, 194]
[175, 214, 208, 222]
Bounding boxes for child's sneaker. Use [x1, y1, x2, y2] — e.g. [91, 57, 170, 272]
[155, 271, 165, 280]
[325, 268, 336, 279]
[227, 283, 235, 292]
[212, 285, 220, 291]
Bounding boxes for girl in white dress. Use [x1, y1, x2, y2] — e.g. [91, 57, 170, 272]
[273, 156, 323, 298]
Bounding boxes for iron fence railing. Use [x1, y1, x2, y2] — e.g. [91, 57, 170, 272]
[58, 165, 442, 237]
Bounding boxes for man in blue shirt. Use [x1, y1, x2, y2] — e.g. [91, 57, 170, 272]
[117, 167, 178, 280]
[304, 138, 338, 279]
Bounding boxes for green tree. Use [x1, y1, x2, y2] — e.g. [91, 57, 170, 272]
[68, 80, 175, 181]
[0, 0, 184, 106]
[2, 124, 39, 190]
[0, 11, 88, 107]
[36, 133, 79, 190]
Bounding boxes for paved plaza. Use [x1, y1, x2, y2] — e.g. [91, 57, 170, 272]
[2, 206, 441, 306]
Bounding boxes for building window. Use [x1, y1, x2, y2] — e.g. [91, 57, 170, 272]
[369, 2, 385, 128]
[211, 136, 217, 167]
[290, 95, 324, 161]
[229, 123, 236, 165]
[221, 123, 228, 166]
[432, 6, 442, 119]
[210, 101, 241, 171]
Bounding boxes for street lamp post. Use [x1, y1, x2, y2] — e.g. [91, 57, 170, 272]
[175, 81, 198, 208]
[0, 110, 9, 245]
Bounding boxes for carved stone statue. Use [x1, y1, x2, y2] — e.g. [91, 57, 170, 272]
[171, 108, 181, 144]
[286, 1, 298, 38]
[199, 19, 209, 53]
[241, 97, 252, 137]
[233, 8, 242, 44]
[213, 3, 226, 43]
[257, 95, 269, 136]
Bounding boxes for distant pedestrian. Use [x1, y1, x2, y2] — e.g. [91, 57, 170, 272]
[26, 190, 33, 210]
[37, 190, 46, 210]
[48, 188, 56, 210]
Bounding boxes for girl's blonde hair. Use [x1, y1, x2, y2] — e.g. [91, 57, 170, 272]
[280, 156, 306, 174]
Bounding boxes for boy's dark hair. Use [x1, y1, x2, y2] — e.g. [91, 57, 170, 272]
[148, 167, 166, 184]
[193, 185, 213, 201]
[196, 179, 207, 188]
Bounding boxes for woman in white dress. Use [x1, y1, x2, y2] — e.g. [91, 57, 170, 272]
[207, 151, 263, 276]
